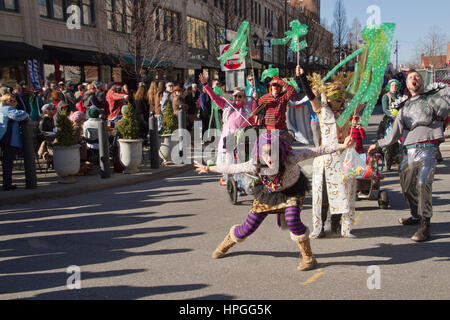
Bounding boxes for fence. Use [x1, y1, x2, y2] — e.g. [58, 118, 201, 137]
[417, 67, 450, 87]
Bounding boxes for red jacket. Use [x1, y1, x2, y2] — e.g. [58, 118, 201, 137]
[256, 78, 298, 130]
[349, 126, 366, 154]
[106, 90, 128, 120]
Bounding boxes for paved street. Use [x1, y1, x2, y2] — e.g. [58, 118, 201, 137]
[0, 111, 449, 300]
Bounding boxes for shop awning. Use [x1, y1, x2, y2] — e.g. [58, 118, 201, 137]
[43, 45, 114, 65]
[0, 41, 47, 60]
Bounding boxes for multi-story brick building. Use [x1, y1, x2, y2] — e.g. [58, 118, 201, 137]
[0, 0, 333, 88]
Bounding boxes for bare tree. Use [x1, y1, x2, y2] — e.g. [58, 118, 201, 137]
[419, 25, 447, 57]
[203, 0, 251, 62]
[100, 0, 186, 87]
[332, 0, 349, 62]
[347, 18, 362, 48]
[301, 15, 333, 73]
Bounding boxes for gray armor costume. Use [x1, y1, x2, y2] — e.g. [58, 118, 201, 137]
[377, 84, 449, 223]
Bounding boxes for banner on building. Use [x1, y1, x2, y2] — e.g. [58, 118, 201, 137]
[27, 59, 42, 89]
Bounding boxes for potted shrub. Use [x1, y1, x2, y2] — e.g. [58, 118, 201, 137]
[159, 100, 179, 164]
[116, 103, 144, 173]
[53, 111, 80, 184]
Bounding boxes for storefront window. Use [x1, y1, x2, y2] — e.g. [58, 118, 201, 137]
[0, 65, 25, 87]
[64, 66, 81, 84]
[84, 65, 98, 83]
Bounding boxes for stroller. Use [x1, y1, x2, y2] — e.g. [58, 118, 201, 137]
[356, 152, 389, 209]
[226, 126, 296, 205]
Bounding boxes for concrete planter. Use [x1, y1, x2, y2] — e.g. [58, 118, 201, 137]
[119, 139, 143, 174]
[159, 134, 177, 164]
[53, 145, 80, 184]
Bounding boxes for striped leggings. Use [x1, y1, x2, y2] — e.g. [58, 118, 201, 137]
[234, 207, 307, 240]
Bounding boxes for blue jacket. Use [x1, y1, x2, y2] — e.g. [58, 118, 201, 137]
[199, 93, 211, 113]
[0, 106, 29, 148]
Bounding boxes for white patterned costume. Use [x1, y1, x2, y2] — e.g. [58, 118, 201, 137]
[310, 99, 357, 238]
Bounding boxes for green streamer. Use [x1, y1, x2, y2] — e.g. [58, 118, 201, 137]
[218, 21, 250, 66]
[207, 86, 227, 138]
[345, 62, 361, 100]
[261, 65, 279, 82]
[337, 23, 396, 128]
[270, 20, 308, 53]
[283, 78, 300, 93]
[322, 46, 366, 83]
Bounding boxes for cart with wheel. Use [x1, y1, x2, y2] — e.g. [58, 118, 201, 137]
[356, 152, 389, 209]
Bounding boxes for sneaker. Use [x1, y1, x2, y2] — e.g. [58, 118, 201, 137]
[398, 217, 420, 225]
[3, 185, 17, 191]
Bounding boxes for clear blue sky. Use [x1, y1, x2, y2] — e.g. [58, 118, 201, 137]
[320, 0, 450, 65]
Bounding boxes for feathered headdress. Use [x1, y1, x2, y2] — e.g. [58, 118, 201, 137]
[307, 72, 353, 101]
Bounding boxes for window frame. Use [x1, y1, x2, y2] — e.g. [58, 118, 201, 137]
[154, 7, 182, 43]
[106, 0, 132, 34]
[0, 0, 19, 12]
[39, 0, 95, 27]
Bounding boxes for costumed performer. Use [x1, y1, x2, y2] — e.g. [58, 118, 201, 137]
[368, 70, 449, 242]
[194, 131, 354, 271]
[199, 73, 258, 184]
[297, 66, 360, 238]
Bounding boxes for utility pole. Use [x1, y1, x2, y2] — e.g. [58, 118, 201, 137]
[394, 40, 399, 71]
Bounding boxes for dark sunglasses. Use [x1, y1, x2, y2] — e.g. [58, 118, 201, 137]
[235, 94, 243, 98]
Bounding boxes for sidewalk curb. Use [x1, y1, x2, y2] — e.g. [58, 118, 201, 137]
[0, 164, 194, 208]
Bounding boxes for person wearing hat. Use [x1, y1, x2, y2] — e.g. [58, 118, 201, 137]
[378, 78, 403, 171]
[194, 131, 354, 271]
[83, 107, 101, 163]
[297, 66, 359, 238]
[348, 115, 366, 154]
[199, 73, 258, 187]
[249, 67, 301, 131]
[63, 81, 82, 111]
[37, 103, 56, 162]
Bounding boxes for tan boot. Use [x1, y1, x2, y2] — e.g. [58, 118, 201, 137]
[291, 228, 318, 271]
[212, 225, 245, 259]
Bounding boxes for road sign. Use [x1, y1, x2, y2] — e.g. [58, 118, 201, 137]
[220, 44, 246, 72]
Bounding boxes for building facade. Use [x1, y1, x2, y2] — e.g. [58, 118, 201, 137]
[0, 0, 333, 88]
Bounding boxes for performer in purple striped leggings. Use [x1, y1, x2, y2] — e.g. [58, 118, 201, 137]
[195, 131, 354, 271]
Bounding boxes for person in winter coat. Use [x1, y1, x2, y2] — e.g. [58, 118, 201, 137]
[0, 94, 29, 190]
